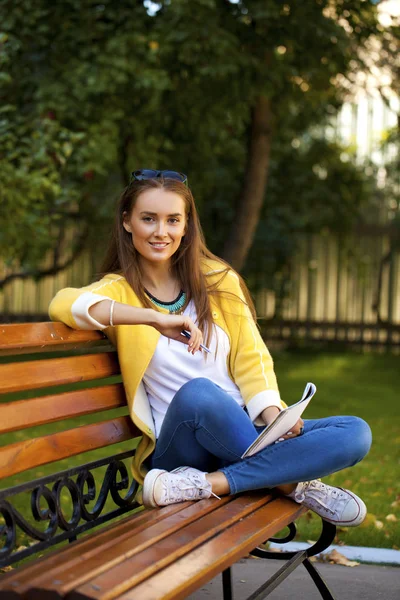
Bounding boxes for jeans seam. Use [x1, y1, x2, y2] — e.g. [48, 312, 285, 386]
[153, 421, 189, 463]
[198, 425, 243, 462]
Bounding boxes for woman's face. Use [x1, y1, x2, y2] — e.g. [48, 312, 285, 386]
[123, 187, 187, 267]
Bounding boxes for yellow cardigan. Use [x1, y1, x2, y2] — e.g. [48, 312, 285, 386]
[49, 259, 284, 483]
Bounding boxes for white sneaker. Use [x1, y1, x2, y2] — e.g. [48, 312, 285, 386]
[143, 467, 217, 508]
[288, 480, 367, 527]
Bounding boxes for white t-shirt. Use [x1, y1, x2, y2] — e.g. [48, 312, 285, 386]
[142, 300, 244, 438]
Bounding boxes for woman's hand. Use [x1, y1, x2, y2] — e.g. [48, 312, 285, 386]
[152, 312, 203, 354]
[280, 418, 304, 440]
[260, 406, 304, 441]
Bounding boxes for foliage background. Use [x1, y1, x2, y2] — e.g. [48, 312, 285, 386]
[1, 0, 398, 289]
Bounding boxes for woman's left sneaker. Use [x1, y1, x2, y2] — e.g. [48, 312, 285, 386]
[287, 480, 366, 526]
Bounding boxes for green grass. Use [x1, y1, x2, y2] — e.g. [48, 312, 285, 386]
[272, 350, 400, 550]
[1, 350, 399, 562]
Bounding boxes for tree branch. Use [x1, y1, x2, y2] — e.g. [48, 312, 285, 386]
[0, 227, 89, 289]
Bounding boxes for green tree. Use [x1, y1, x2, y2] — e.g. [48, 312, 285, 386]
[0, 0, 169, 282]
[0, 0, 398, 287]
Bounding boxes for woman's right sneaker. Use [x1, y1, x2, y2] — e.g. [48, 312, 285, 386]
[143, 467, 216, 508]
[287, 480, 366, 526]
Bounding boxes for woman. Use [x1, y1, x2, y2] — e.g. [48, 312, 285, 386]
[49, 169, 372, 524]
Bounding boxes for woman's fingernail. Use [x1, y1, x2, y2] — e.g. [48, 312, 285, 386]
[278, 437, 285, 442]
[287, 432, 293, 435]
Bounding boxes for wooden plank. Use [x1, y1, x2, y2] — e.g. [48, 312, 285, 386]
[5, 498, 235, 598]
[68, 494, 282, 600]
[0, 352, 120, 394]
[0, 416, 139, 478]
[0, 322, 107, 356]
[0, 504, 190, 595]
[0, 384, 126, 434]
[117, 499, 306, 600]
[32, 496, 255, 597]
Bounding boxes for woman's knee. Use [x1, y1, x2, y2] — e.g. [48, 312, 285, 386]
[345, 416, 372, 464]
[172, 378, 219, 412]
[355, 416, 372, 457]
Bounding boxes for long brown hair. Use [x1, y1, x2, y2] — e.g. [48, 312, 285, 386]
[100, 177, 257, 346]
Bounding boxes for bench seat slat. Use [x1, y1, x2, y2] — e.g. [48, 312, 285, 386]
[0, 322, 106, 356]
[70, 497, 305, 600]
[12, 494, 276, 599]
[0, 416, 139, 479]
[7, 499, 236, 597]
[0, 383, 126, 434]
[0, 352, 120, 394]
[0, 504, 191, 599]
[28, 495, 266, 597]
[117, 499, 307, 600]
[0, 504, 190, 593]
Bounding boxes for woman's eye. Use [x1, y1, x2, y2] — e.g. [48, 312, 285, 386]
[169, 218, 179, 224]
[142, 216, 154, 222]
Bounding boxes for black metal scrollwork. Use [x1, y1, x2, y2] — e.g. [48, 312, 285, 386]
[0, 450, 140, 567]
[250, 519, 336, 560]
[0, 501, 16, 561]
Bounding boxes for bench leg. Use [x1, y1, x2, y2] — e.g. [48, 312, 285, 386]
[303, 557, 336, 600]
[246, 550, 306, 600]
[222, 567, 233, 600]
[244, 551, 336, 600]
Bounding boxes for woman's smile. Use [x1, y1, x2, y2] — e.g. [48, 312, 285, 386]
[149, 242, 170, 249]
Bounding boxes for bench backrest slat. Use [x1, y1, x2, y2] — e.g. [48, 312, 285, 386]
[0, 352, 120, 393]
[0, 416, 139, 480]
[0, 322, 107, 356]
[0, 383, 126, 434]
[0, 323, 143, 567]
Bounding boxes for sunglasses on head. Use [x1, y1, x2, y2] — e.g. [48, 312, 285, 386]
[131, 170, 188, 185]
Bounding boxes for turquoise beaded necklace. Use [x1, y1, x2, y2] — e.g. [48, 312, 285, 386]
[145, 288, 187, 314]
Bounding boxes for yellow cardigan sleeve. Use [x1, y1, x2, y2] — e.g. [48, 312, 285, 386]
[48, 274, 124, 330]
[218, 271, 285, 424]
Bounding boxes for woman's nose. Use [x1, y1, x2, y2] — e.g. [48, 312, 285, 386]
[155, 221, 167, 236]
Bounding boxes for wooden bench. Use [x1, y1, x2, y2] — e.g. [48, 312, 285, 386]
[0, 322, 337, 600]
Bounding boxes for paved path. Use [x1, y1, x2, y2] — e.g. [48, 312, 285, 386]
[188, 557, 400, 600]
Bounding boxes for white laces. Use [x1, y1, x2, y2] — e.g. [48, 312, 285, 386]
[287, 479, 366, 527]
[297, 481, 349, 516]
[161, 471, 220, 504]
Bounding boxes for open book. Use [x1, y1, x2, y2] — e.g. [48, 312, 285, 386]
[242, 382, 316, 458]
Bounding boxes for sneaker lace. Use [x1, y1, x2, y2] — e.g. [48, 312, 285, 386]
[166, 474, 220, 502]
[302, 481, 347, 515]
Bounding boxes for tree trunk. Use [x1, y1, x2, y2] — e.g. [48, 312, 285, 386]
[222, 95, 273, 272]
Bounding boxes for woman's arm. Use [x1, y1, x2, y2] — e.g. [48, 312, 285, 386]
[260, 406, 281, 425]
[88, 299, 158, 327]
[49, 276, 202, 352]
[90, 300, 203, 354]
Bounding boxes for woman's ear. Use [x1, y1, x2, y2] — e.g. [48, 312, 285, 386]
[122, 212, 131, 233]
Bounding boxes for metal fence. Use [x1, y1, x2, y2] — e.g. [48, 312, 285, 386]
[1, 225, 399, 350]
[256, 225, 400, 350]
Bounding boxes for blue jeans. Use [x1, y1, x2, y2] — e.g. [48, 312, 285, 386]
[151, 378, 372, 494]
